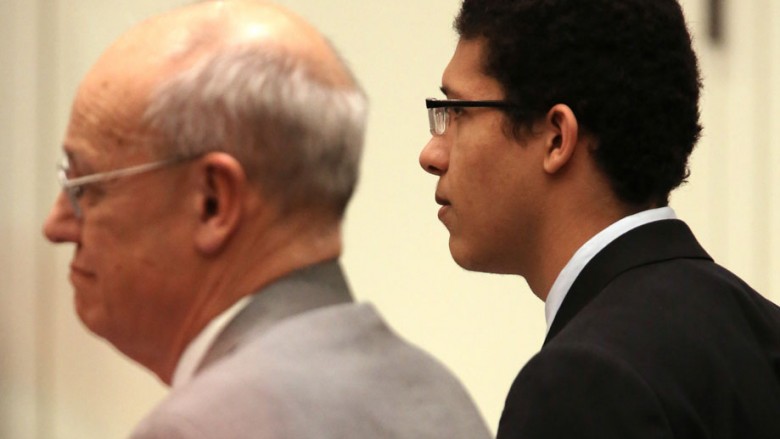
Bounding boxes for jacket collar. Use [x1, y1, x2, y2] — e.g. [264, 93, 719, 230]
[544, 220, 711, 345]
[196, 259, 353, 374]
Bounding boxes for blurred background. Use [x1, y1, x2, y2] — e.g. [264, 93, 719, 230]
[1, 0, 778, 437]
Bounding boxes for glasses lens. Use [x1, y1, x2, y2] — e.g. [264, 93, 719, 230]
[428, 107, 448, 135]
[58, 156, 83, 218]
[66, 188, 83, 218]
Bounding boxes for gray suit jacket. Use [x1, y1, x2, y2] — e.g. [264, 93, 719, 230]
[131, 260, 491, 438]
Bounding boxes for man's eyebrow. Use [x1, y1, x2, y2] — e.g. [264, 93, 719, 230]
[439, 85, 464, 100]
[63, 148, 92, 174]
[439, 86, 457, 98]
[64, 146, 77, 161]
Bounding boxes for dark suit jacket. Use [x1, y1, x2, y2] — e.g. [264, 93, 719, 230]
[497, 220, 780, 438]
[132, 260, 491, 438]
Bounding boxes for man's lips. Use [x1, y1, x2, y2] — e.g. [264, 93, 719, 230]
[70, 264, 95, 278]
[435, 195, 451, 222]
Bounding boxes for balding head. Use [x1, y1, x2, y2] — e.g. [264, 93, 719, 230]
[75, 0, 367, 217]
[88, 0, 356, 91]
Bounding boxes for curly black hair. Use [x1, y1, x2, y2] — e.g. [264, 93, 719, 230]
[455, 0, 702, 206]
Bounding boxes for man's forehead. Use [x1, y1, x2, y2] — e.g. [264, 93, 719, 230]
[63, 84, 155, 168]
[71, 75, 149, 135]
[441, 38, 503, 99]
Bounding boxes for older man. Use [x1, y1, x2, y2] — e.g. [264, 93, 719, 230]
[43, 1, 490, 437]
[420, 0, 780, 438]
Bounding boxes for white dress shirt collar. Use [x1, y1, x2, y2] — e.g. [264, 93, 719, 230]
[171, 296, 252, 389]
[544, 206, 677, 333]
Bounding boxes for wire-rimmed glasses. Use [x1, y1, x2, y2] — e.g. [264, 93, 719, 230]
[57, 154, 192, 218]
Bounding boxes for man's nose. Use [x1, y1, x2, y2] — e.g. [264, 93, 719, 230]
[43, 191, 80, 243]
[419, 136, 449, 176]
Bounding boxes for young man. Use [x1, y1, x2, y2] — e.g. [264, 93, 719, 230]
[420, 1, 780, 437]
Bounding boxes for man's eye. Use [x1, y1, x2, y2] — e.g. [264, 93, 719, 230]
[448, 107, 465, 117]
[71, 185, 85, 198]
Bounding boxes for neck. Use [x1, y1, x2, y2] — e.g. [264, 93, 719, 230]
[522, 171, 649, 302]
[154, 210, 343, 384]
[524, 202, 636, 301]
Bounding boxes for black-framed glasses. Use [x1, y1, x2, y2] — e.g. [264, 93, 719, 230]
[57, 154, 194, 219]
[426, 98, 516, 136]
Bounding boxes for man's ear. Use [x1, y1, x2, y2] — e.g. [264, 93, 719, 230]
[193, 152, 246, 255]
[542, 104, 579, 175]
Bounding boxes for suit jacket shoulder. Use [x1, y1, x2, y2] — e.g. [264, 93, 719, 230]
[498, 220, 780, 439]
[132, 262, 491, 438]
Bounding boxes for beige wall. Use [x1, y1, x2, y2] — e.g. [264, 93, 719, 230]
[1, 0, 778, 437]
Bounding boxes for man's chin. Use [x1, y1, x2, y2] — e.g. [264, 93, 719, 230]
[450, 241, 487, 272]
[450, 240, 516, 275]
[74, 296, 111, 338]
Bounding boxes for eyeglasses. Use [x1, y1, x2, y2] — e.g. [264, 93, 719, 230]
[426, 98, 517, 136]
[57, 154, 191, 218]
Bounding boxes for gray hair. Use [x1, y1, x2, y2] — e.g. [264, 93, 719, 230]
[143, 42, 368, 216]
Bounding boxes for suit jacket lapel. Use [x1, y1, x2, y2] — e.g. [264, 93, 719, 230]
[544, 220, 712, 345]
[196, 259, 353, 373]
